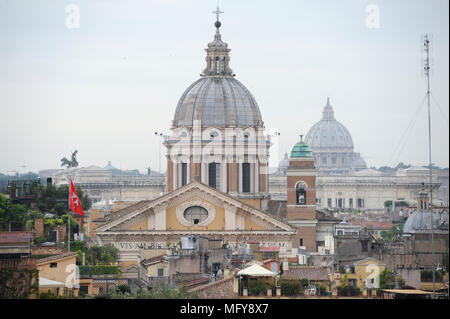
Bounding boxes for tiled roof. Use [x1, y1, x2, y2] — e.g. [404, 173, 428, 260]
[36, 252, 77, 264]
[141, 255, 165, 265]
[282, 267, 329, 281]
[0, 232, 32, 244]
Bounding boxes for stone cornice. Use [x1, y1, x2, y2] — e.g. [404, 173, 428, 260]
[96, 230, 297, 236]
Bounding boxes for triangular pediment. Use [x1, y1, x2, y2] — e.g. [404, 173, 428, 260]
[95, 181, 294, 233]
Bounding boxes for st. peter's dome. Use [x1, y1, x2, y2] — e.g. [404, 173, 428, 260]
[305, 98, 354, 150]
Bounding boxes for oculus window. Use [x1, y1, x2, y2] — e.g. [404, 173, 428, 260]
[183, 206, 208, 225]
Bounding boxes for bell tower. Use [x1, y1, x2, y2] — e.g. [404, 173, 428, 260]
[286, 136, 317, 252]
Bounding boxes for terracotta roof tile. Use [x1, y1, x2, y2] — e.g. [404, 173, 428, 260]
[282, 267, 329, 281]
[36, 252, 77, 264]
[0, 232, 32, 244]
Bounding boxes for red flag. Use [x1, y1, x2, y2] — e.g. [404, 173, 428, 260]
[69, 179, 85, 217]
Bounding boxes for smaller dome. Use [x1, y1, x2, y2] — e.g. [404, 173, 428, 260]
[403, 210, 449, 234]
[291, 141, 313, 158]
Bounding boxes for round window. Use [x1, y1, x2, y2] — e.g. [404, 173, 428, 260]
[183, 206, 208, 225]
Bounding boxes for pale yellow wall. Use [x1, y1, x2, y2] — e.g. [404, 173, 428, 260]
[241, 199, 261, 209]
[119, 260, 138, 270]
[38, 255, 77, 284]
[354, 263, 385, 289]
[146, 261, 168, 277]
[127, 218, 148, 231]
[334, 261, 386, 289]
[245, 217, 265, 230]
[166, 196, 226, 230]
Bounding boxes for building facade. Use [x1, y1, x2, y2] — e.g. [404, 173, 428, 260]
[95, 15, 297, 272]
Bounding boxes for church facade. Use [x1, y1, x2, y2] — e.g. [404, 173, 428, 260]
[94, 13, 297, 268]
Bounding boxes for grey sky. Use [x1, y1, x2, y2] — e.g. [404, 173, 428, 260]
[0, 0, 448, 174]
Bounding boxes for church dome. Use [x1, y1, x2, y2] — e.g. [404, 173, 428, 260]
[172, 18, 263, 129]
[403, 210, 449, 234]
[173, 77, 263, 128]
[305, 98, 354, 149]
[290, 140, 313, 158]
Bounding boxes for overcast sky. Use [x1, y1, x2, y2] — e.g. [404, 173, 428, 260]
[0, 0, 448, 175]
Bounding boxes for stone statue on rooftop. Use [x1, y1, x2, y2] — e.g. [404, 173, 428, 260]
[60, 150, 79, 168]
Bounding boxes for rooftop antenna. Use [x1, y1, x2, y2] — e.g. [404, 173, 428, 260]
[423, 33, 435, 299]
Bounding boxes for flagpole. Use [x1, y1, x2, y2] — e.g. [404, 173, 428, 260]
[68, 179, 71, 252]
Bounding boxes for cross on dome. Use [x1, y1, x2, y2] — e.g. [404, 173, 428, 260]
[212, 5, 224, 29]
[213, 6, 224, 22]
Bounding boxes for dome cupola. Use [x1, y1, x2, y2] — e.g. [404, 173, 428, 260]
[290, 135, 313, 158]
[172, 7, 263, 129]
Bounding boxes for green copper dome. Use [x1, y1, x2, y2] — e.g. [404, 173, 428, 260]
[290, 141, 313, 158]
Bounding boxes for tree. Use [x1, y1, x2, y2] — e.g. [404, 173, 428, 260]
[380, 224, 404, 243]
[33, 184, 90, 216]
[380, 268, 404, 289]
[0, 193, 28, 231]
[85, 244, 120, 266]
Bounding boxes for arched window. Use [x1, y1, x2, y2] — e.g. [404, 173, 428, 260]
[183, 206, 208, 225]
[215, 57, 220, 74]
[296, 181, 307, 205]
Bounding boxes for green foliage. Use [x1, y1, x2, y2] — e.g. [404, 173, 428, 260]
[279, 280, 303, 296]
[443, 251, 449, 274]
[70, 240, 85, 252]
[25, 219, 34, 231]
[337, 273, 348, 291]
[38, 288, 76, 299]
[338, 286, 360, 296]
[247, 279, 268, 296]
[0, 193, 28, 231]
[380, 268, 404, 288]
[380, 223, 404, 243]
[34, 236, 48, 245]
[421, 269, 444, 282]
[0, 268, 39, 299]
[136, 283, 195, 299]
[117, 284, 131, 294]
[85, 244, 120, 265]
[300, 278, 309, 287]
[78, 265, 120, 276]
[318, 285, 327, 295]
[33, 183, 91, 216]
[384, 200, 410, 208]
